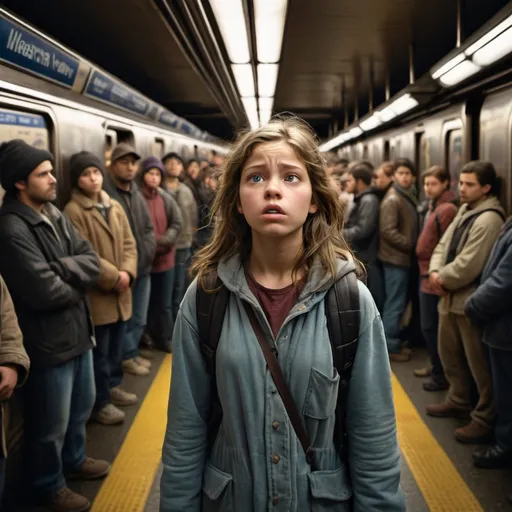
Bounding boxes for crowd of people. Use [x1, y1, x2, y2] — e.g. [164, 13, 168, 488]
[0, 116, 510, 511]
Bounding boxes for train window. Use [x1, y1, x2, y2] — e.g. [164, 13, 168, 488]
[384, 140, 390, 161]
[416, 132, 431, 174]
[447, 129, 463, 192]
[104, 129, 117, 168]
[150, 138, 164, 159]
[0, 108, 50, 202]
[181, 145, 192, 162]
[363, 145, 369, 160]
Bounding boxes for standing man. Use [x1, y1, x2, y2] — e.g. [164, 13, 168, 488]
[379, 158, 419, 362]
[0, 140, 109, 512]
[428, 161, 505, 444]
[465, 216, 512, 468]
[104, 143, 156, 376]
[0, 275, 30, 505]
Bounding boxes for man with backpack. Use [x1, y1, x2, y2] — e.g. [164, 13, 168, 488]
[427, 161, 505, 444]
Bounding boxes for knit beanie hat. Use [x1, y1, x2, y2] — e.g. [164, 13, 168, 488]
[0, 139, 54, 193]
[141, 156, 166, 180]
[69, 151, 105, 188]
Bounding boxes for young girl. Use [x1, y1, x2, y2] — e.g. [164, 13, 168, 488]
[160, 118, 405, 511]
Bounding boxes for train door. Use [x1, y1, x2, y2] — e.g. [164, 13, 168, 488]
[384, 140, 390, 161]
[0, 107, 52, 203]
[444, 122, 463, 194]
[150, 137, 164, 159]
[104, 127, 134, 168]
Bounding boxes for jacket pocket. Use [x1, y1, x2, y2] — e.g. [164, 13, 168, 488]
[302, 367, 340, 420]
[202, 461, 233, 511]
[308, 466, 353, 511]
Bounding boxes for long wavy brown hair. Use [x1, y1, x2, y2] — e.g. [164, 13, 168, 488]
[190, 116, 355, 289]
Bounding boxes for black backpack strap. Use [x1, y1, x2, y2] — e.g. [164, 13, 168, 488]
[435, 212, 442, 240]
[325, 270, 360, 462]
[196, 271, 230, 448]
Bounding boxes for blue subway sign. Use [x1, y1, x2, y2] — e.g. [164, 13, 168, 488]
[0, 15, 79, 88]
[0, 110, 46, 128]
[84, 70, 150, 117]
[159, 110, 179, 129]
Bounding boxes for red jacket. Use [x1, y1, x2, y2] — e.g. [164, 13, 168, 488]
[416, 190, 458, 294]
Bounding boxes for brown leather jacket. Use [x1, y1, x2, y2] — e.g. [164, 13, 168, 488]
[0, 275, 30, 456]
[378, 185, 419, 268]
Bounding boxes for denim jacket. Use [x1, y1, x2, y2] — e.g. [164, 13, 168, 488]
[160, 255, 405, 512]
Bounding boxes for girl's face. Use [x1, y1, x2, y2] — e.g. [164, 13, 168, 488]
[144, 169, 162, 189]
[238, 140, 317, 240]
[78, 166, 103, 197]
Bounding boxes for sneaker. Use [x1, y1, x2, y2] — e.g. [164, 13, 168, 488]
[401, 346, 413, 356]
[426, 402, 470, 419]
[140, 332, 154, 349]
[414, 367, 432, 378]
[455, 421, 494, 444]
[139, 347, 154, 360]
[472, 445, 512, 469]
[135, 356, 152, 369]
[422, 379, 449, 392]
[389, 347, 411, 363]
[92, 403, 125, 425]
[110, 386, 138, 406]
[43, 487, 90, 512]
[67, 457, 111, 481]
[122, 358, 150, 376]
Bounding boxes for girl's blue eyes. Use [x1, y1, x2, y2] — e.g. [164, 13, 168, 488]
[249, 174, 299, 183]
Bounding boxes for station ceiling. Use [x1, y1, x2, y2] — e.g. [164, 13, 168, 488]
[2, 0, 510, 141]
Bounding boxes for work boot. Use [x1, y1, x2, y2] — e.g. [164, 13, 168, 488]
[92, 403, 125, 425]
[389, 347, 411, 363]
[414, 367, 432, 378]
[455, 421, 494, 444]
[426, 402, 470, 419]
[122, 358, 150, 376]
[43, 487, 90, 512]
[110, 386, 138, 407]
[67, 457, 111, 480]
[472, 445, 512, 469]
[139, 347, 154, 360]
[135, 355, 152, 369]
[422, 379, 449, 392]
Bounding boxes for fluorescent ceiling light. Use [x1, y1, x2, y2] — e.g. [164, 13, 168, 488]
[376, 106, 396, 123]
[258, 97, 274, 112]
[209, 0, 250, 64]
[472, 27, 512, 66]
[242, 97, 259, 129]
[349, 127, 363, 138]
[439, 59, 481, 87]
[254, 0, 288, 63]
[231, 64, 255, 97]
[466, 13, 512, 56]
[258, 64, 279, 97]
[259, 109, 272, 125]
[390, 94, 419, 115]
[359, 115, 382, 132]
[431, 53, 465, 80]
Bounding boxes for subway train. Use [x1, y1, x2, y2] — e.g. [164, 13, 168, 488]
[336, 79, 512, 214]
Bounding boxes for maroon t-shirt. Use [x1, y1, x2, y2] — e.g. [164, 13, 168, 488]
[245, 269, 304, 337]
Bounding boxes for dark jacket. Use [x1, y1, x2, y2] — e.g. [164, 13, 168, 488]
[0, 197, 99, 367]
[465, 217, 512, 350]
[193, 182, 215, 250]
[416, 190, 458, 294]
[344, 188, 380, 264]
[104, 175, 156, 277]
[378, 184, 419, 268]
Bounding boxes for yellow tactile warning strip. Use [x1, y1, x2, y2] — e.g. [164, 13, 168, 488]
[392, 373, 484, 512]
[91, 354, 172, 512]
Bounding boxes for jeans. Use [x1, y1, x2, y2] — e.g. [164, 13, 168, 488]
[148, 269, 175, 352]
[125, 274, 151, 360]
[24, 351, 95, 495]
[489, 347, 512, 452]
[93, 321, 127, 410]
[0, 454, 5, 506]
[419, 291, 445, 381]
[172, 248, 191, 319]
[382, 263, 410, 353]
[366, 260, 384, 313]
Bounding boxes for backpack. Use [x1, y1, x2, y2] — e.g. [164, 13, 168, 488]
[196, 269, 360, 465]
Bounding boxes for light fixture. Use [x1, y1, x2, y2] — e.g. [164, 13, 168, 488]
[390, 93, 419, 115]
[231, 64, 255, 97]
[472, 27, 512, 66]
[257, 64, 279, 97]
[254, 0, 288, 63]
[431, 53, 465, 80]
[465, 13, 512, 56]
[439, 60, 481, 87]
[258, 97, 274, 112]
[375, 106, 396, 123]
[209, 0, 250, 64]
[241, 97, 259, 129]
[349, 127, 363, 138]
[359, 115, 382, 132]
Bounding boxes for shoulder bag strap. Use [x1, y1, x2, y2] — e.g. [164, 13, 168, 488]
[242, 301, 317, 471]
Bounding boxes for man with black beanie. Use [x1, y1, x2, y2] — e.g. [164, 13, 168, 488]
[0, 140, 110, 512]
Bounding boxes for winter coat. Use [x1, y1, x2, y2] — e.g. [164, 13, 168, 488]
[465, 217, 512, 350]
[103, 174, 156, 277]
[344, 188, 380, 264]
[0, 197, 99, 367]
[169, 183, 198, 250]
[64, 190, 138, 326]
[416, 190, 458, 294]
[0, 275, 30, 457]
[379, 184, 419, 268]
[160, 254, 405, 512]
[429, 196, 505, 315]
